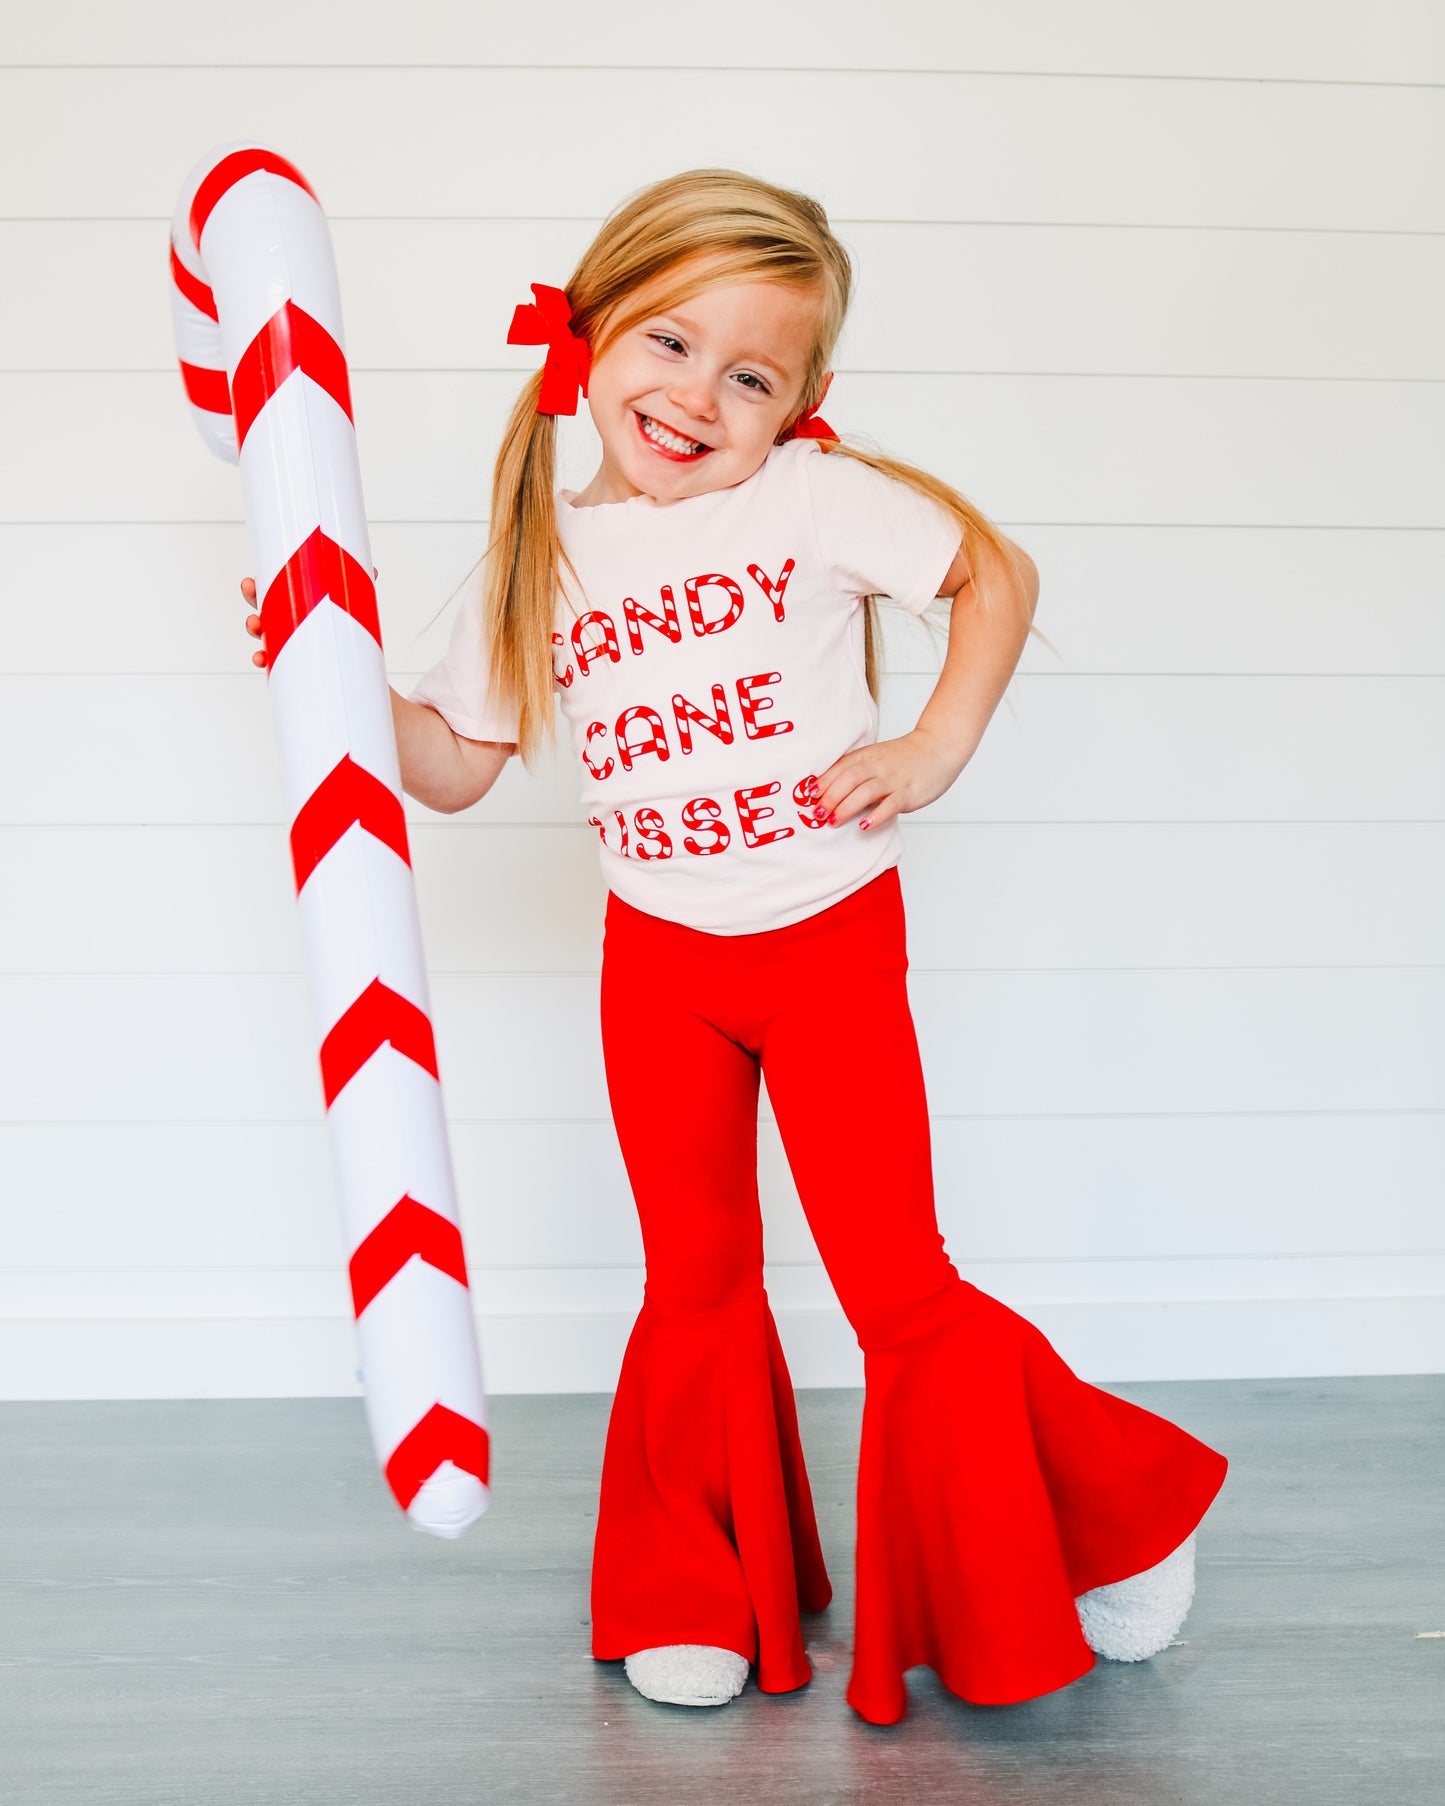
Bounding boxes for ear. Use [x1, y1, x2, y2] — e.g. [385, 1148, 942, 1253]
[817, 370, 834, 406]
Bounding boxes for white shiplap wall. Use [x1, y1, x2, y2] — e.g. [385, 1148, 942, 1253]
[2, 1, 1441, 1397]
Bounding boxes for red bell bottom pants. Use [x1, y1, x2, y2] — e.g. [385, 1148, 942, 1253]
[589, 865, 1227, 1725]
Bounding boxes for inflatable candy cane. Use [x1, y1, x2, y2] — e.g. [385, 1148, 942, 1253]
[168, 143, 488, 1538]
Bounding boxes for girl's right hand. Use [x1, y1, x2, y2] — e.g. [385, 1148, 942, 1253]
[240, 576, 266, 667]
[241, 566, 377, 668]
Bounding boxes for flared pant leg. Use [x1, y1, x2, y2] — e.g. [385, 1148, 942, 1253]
[755, 868, 1229, 1723]
[588, 893, 831, 1694]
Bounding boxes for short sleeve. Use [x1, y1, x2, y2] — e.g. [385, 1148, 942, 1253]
[802, 443, 963, 616]
[405, 558, 521, 745]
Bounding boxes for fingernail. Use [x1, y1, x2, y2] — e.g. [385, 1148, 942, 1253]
[827, 812, 837, 825]
[860, 818, 871, 830]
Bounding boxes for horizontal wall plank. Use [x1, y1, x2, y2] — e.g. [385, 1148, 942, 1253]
[6, 371, 1439, 526]
[3, 1109, 1439, 1275]
[2, 1294, 1442, 1397]
[8, 673, 1439, 824]
[8, 1, 1438, 84]
[6, 1251, 1444, 1322]
[2, 968, 1438, 1123]
[894, 825, 1445, 967]
[876, 674, 1443, 823]
[3, 823, 1441, 974]
[886, 525, 1445, 678]
[9, 219, 1442, 381]
[6, 522, 1440, 679]
[1, 69, 1438, 231]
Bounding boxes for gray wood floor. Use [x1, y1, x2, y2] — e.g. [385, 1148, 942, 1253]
[2, 1376, 1440, 1805]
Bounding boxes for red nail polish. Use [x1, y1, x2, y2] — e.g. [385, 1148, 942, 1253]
[860, 818, 871, 830]
[827, 812, 837, 825]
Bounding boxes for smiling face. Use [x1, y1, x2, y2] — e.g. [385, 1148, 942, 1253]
[571, 273, 828, 508]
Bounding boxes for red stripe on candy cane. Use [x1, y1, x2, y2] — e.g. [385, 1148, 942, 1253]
[259, 526, 380, 670]
[349, 1196, 470, 1317]
[178, 359, 230, 414]
[318, 976, 440, 1107]
[230, 299, 353, 449]
[169, 242, 218, 321]
[188, 146, 319, 250]
[289, 754, 412, 894]
[385, 1404, 492, 1509]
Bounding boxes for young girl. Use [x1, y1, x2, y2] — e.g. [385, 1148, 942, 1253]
[245, 167, 1227, 1726]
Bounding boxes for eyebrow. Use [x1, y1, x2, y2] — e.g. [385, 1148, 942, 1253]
[654, 312, 793, 380]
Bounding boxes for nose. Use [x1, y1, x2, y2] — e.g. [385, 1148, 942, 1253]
[664, 370, 719, 426]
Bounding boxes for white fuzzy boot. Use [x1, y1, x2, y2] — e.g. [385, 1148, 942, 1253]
[1075, 1532, 1197, 1662]
[623, 1644, 751, 1706]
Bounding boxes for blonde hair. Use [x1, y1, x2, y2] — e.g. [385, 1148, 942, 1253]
[480, 167, 1039, 762]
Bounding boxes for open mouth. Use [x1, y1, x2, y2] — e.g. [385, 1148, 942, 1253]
[634, 410, 713, 462]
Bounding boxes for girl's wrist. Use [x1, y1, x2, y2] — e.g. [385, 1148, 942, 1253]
[909, 720, 972, 786]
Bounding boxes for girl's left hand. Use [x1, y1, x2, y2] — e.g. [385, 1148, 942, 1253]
[810, 727, 966, 833]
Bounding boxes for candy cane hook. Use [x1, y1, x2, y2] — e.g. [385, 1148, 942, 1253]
[169, 142, 489, 1538]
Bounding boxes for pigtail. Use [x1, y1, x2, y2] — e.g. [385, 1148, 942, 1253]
[481, 370, 581, 765]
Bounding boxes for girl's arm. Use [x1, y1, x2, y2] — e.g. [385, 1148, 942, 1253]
[244, 573, 513, 815]
[390, 688, 515, 815]
[813, 536, 1039, 832]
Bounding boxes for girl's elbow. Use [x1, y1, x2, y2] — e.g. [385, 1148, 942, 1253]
[450, 739, 515, 812]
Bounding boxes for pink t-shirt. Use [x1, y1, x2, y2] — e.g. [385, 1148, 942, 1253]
[407, 437, 961, 934]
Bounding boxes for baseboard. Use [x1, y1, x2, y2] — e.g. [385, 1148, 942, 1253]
[1, 1295, 1442, 1399]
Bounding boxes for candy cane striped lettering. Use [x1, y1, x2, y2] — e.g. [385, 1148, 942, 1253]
[673, 685, 735, 754]
[681, 797, 731, 856]
[572, 610, 622, 675]
[583, 721, 615, 780]
[623, 586, 682, 654]
[633, 807, 674, 860]
[793, 775, 830, 829]
[551, 631, 575, 688]
[685, 573, 745, 636]
[735, 781, 794, 849]
[746, 557, 795, 622]
[736, 672, 792, 739]
[588, 810, 631, 857]
[616, 706, 671, 770]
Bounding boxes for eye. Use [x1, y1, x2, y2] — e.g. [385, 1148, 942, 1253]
[733, 372, 772, 394]
[649, 333, 685, 354]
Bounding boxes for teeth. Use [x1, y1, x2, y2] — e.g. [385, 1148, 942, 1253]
[641, 413, 705, 455]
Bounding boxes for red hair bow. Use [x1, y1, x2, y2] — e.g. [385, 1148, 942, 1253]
[507, 283, 591, 416]
[786, 401, 837, 441]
